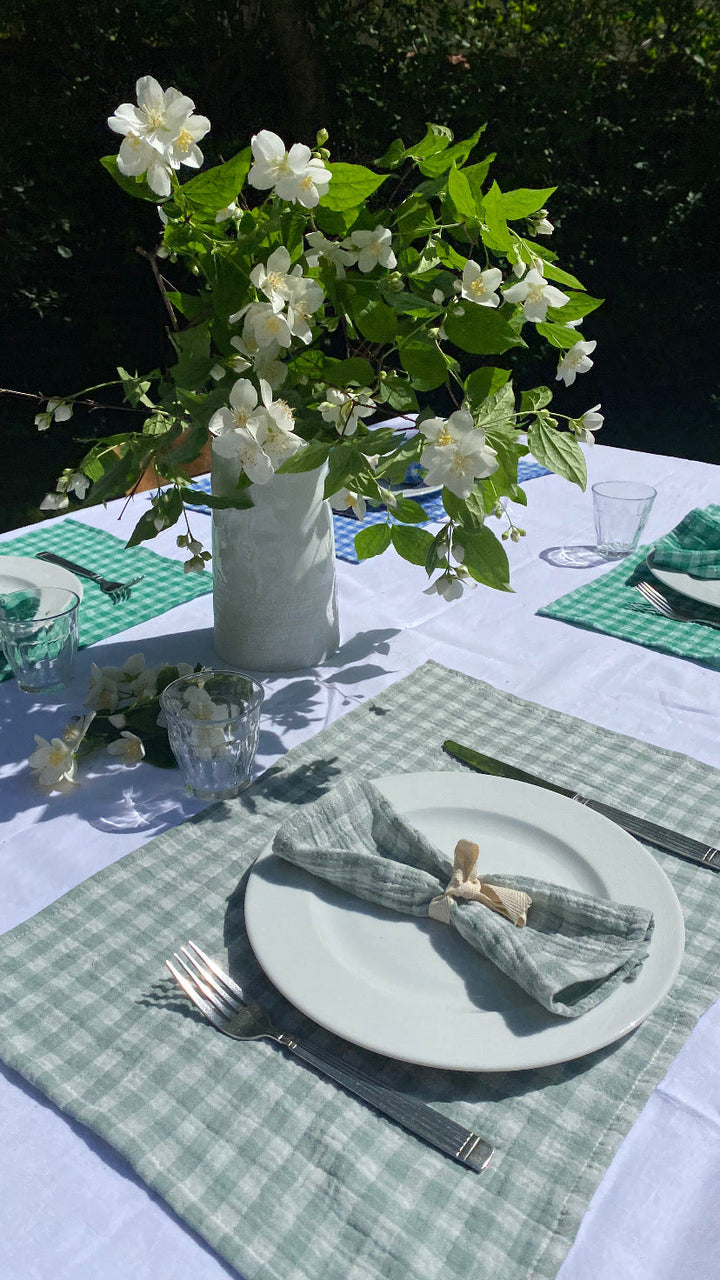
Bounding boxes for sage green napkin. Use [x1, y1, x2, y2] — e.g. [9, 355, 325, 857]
[272, 775, 654, 1019]
[651, 504, 720, 578]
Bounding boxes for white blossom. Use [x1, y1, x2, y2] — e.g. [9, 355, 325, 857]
[419, 409, 498, 499]
[86, 663, 121, 712]
[344, 226, 396, 273]
[250, 247, 295, 308]
[215, 202, 241, 222]
[319, 387, 375, 437]
[108, 77, 210, 196]
[305, 231, 354, 276]
[248, 131, 331, 207]
[460, 261, 503, 308]
[61, 712, 96, 750]
[39, 492, 69, 512]
[208, 378, 259, 435]
[241, 301, 293, 350]
[502, 267, 569, 323]
[577, 403, 604, 443]
[28, 734, 77, 787]
[531, 209, 554, 236]
[424, 573, 465, 602]
[285, 274, 324, 343]
[330, 488, 366, 520]
[556, 339, 597, 387]
[106, 731, 146, 764]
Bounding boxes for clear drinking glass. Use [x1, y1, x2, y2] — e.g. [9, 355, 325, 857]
[592, 481, 657, 558]
[159, 670, 264, 800]
[0, 586, 80, 693]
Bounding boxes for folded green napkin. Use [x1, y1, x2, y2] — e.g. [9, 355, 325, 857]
[272, 776, 654, 1019]
[651, 504, 720, 578]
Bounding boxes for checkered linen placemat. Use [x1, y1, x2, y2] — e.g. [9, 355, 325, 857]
[538, 546, 720, 671]
[0, 519, 212, 679]
[0, 661, 718, 1280]
[189, 457, 550, 564]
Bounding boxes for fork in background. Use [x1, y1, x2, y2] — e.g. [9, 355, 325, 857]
[35, 551, 143, 604]
[165, 941, 493, 1172]
[635, 580, 720, 631]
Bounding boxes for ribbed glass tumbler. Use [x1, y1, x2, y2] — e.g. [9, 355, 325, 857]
[160, 670, 264, 800]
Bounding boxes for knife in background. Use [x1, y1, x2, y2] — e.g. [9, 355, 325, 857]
[442, 739, 720, 872]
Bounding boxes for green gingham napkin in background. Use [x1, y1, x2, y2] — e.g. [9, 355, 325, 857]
[652, 504, 720, 578]
[538, 546, 720, 670]
[0, 518, 212, 679]
[0, 661, 718, 1280]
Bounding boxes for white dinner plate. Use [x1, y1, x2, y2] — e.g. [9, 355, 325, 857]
[0, 554, 84, 606]
[647, 549, 720, 609]
[244, 772, 684, 1072]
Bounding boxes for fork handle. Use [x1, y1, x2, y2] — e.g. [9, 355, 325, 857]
[275, 1032, 493, 1171]
[35, 551, 100, 582]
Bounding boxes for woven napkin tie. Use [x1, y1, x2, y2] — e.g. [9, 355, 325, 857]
[428, 838, 532, 926]
[272, 776, 655, 1019]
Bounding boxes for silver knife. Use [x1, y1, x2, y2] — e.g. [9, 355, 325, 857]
[442, 739, 720, 871]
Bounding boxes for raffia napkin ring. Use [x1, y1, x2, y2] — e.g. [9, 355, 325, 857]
[428, 838, 532, 928]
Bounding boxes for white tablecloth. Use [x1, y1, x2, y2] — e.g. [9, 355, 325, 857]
[1, 443, 719, 1279]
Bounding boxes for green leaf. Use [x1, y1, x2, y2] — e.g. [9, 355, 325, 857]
[183, 489, 253, 510]
[479, 182, 512, 252]
[126, 487, 185, 547]
[500, 186, 556, 219]
[446, 164, 481, 223]
[464, 366, 510, 405]
[547, 293, 604, 324]
[321, 163, 387, 211]
[390, 496, 427, 524]
[100, 155, 157, 202]
[526, 243, 586, 289]
[403, 124, 453, 161]
[169, 322, 213, 389]
[527, 418, 587, 489]
[458, 525, 512, 591]
[445, 303, 525, 355]
[165, 290, 209, 322]
[117, 367, 156, 408]
[535, 322, 585, 351]
[354, 522, 392, 560]
[350, 292, 397, 343]
[324, 442, 363, 497]
[180, 149, 251, 210]
[397, 332, 447, 390]
[519, 385, 553, 413]
[377, 374, 419, 413]
[463, 155, 496, 197]
[276, 440, 332, 474]
[418, 127, 485, 177]
[393, 196, 435, 240]
[390, 524, 435, 565]
[375, 138, 406, 170]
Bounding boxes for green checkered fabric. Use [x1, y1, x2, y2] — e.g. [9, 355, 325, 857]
[273, 776, 654, 1018]
[0, 519, 212, 680]
[538, 546, 720, 670]
[0, 661, 719, 1280]
[652, 505, 720, 578]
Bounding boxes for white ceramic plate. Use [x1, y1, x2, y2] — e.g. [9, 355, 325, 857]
[647, 549, 720, 609]
[0, 555, 84, 607]
[244, 772, 684, 1072]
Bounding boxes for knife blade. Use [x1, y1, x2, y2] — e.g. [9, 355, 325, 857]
[442, 739, 720, 872]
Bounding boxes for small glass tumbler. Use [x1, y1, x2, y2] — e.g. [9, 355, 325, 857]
[592, 481, 657, 558]
[0, 586, 80, 693]
[160, 670, 264, 800]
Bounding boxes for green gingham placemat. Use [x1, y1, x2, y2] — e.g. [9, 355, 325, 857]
[0, 518, 212, 679]
[538, 545, 720, 670]
[0, 660, 719, 1280]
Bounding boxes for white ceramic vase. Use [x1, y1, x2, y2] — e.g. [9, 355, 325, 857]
[210, 434, 340, 672]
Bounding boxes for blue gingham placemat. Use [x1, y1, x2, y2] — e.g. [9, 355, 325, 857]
[189, 458, 550, 564]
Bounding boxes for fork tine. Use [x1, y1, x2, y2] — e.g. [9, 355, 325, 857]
[165, 959, 225, 1029]
[172, 951, 235, 1018]
[187, 940, 246, 1002]
[180, 945, 242, 1012]
[635, 582, 671, 615]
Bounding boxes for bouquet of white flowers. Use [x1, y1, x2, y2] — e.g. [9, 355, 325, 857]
[33, 75, 603, 598]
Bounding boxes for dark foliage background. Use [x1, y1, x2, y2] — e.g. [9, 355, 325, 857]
[1, 0, 718, 531]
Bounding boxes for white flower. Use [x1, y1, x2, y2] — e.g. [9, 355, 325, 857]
[191, 722, 229, 760]
[251, 381, 305, 465]
[531, 209, 554, 236]
[330, 488, 366, 520]
[460, 261, 503, 308]
[502, 267, 569, 323]
[108, 76, 210, 177]
[208, 378, 259, 436]
[556, 339, 597, 387]
[215, 202, 241, 222]
[86, 662, 121, 712]
[423, 573, 465, 602]
[68, 472, 90, 499]
[28, 734, 77, 787]
[34, 412, 52, 432]
[285, 274, 324, 343]
[419, 409, 498, 499]
[507, 242, 527, 279]
[39, 492, 69, 512]
[432, 288, 445, 304]
[108, 712, 127, 729]
[577, 403, 604, 443]
[242, 301, 292, 350]
[250, 247, 295, 308]
[344, 225, 396, 273]
[305, 231, 354, 276]
[248, 131, 331, 207]
[107, 731, 146, 764]
[319, 387, 375, 437]
[48, 398, 72, 423]
[115, 133, 174, 197]
[184, 685, 218, 719]
[61, 712, 96, 750]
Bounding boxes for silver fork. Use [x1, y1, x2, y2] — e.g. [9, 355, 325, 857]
[35, 551, 144, 604]
[635, 580, 720, 631]
[166, 941, 493, 1172]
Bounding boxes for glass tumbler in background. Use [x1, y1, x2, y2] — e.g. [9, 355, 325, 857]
[592, 481, 657, 558]
[0, 586, 80, 693]
[160, 670, 264, 800]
